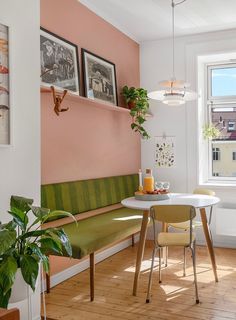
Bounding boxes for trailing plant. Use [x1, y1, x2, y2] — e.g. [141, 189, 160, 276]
[121, 86, 150, 139]
[203, 124, 220, 140]
[0, 195, 76, 308]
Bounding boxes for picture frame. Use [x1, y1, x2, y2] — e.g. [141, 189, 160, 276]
[0, 22, 10, 146]
[82, 49, 118, 106]
[40, 27, 80, 95]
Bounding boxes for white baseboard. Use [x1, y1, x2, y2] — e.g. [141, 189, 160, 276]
[43, 234, 140, 290]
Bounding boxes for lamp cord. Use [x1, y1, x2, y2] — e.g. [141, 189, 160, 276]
[171, 0, 187, 81]
[172, 0, 175, 80]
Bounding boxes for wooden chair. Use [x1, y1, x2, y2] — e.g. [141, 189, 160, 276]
[168, 188, 215, 231]
[146, 205, 199, 304]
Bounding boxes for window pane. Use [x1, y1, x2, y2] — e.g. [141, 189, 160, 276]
[211, 67, 236, 97]
[211, 105, 236, 177]
[212, 142, 236, 177]
[211, 106, 236, 141]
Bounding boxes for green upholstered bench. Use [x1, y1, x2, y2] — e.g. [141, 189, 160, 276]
[41, 174, 142, 300]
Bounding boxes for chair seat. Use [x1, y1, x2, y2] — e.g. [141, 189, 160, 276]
[168, 220, 202, 230]
[158, 232, 196, 247]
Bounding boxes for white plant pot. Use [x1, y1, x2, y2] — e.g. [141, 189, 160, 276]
[9, 268, 38, 304]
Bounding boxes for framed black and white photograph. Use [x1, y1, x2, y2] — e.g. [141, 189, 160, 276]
[40, 27, 80, 95]
[0, 23, 10, 145]
[82, 49, 118, 106]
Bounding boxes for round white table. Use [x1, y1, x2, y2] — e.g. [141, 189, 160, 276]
[121, 193, 220, 296]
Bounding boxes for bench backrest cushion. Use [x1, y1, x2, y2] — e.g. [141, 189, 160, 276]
[41, 174, 138, 215]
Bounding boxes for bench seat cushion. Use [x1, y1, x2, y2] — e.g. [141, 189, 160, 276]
[62, 207, 143, 259]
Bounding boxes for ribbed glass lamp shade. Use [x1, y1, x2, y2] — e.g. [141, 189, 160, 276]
[148, 80, 198, 106]
[163, 94, 185, 106]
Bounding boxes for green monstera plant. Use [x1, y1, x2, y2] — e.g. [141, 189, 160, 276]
[0, 195, 76, 308]
[122, 86, 150, 139]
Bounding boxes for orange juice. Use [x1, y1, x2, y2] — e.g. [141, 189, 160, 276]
[143, 169, 154, 192]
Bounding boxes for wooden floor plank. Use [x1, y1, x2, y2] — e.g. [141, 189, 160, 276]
[42, 245, 236, 320]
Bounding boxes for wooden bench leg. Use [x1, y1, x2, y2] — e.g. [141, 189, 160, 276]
[132, 234, 135, 247]
[90, 253, 95, 301]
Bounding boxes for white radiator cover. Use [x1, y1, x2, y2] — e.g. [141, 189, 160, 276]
[216, 203, 236, 237]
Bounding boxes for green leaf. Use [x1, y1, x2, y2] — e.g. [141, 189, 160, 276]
[30, 206, 50, 219]
[52, 229, 72, 257]
[131, 123, 138, 130]
[0, 229, 17, 255]
[4, 220, 17, 231]
[0, 288, 11, 308]
[0, 256, 17, 294]
[137, 116, 145, 124]
[20, 255, 39, 291]
[10, 195, 33, 214]
[39, 237, 63, 255]
[19, 228, 53, 241]
[8, 210, 28, 230]
[28, 243, 49, 273]
[43, 210, 77, 224]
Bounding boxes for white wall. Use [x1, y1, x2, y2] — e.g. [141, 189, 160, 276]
[0, 0, 40, 319]
[141, 29, 236, 247]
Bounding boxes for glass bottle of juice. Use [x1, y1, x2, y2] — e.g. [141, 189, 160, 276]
[143, 169, 154, 192]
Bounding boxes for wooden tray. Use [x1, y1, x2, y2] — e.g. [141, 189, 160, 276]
[135, 192, 170, 201]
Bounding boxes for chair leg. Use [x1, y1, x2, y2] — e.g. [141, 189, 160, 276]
[165, 246, 168, 267]
[90, 253, 95, 302]
[159, 247, 162, 284]
[146, 247, 157, 303]
[190, 242, 200, 304]
[183, 247, 186, 277]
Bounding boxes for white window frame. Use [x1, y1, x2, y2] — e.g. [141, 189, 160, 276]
[206, 62, 236, 182]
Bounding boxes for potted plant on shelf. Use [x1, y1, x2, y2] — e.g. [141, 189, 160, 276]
[0, 195, 76, 308]
[121, 86, 150, 139]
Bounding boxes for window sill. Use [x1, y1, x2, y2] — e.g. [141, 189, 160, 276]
[199, 181, 236, 188]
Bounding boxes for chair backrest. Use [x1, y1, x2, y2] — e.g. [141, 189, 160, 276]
[150, 205, 196, 246]
[150, 205, 196, 224]
[193, 188, 215, 196]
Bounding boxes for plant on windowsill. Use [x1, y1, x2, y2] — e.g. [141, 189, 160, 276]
[121, 86, 150, 139]
[0, 195, 76, 308]
[203, 124, 220, 140]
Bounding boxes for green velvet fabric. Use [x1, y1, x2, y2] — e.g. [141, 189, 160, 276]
[41, 174, 141, 257]
[41, 174, 138, 215]
[62, 207, 143, 259]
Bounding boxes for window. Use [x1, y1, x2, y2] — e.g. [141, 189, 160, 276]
[207, 63, 236, 179]
[212, 148, 220, 161]
[228, 121, 235, 132]
[213, 172, 219, 177]
[211, 66, 236, 98]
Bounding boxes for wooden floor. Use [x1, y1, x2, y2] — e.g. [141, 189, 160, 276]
[42, 244, 236, 320]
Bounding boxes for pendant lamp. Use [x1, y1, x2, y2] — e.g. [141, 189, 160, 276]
[148, 0, 198, 106]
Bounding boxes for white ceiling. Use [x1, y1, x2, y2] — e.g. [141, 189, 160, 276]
[79, 0, 236, 43]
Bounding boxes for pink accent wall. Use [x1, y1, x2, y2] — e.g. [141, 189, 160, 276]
[41, 0, 140, 184]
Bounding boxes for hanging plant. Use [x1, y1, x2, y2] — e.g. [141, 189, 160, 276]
[121, 86, 150, 139]
[203, 124, 220, 140]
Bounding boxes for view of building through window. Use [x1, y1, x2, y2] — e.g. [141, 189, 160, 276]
[209, 65, 236, 177]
